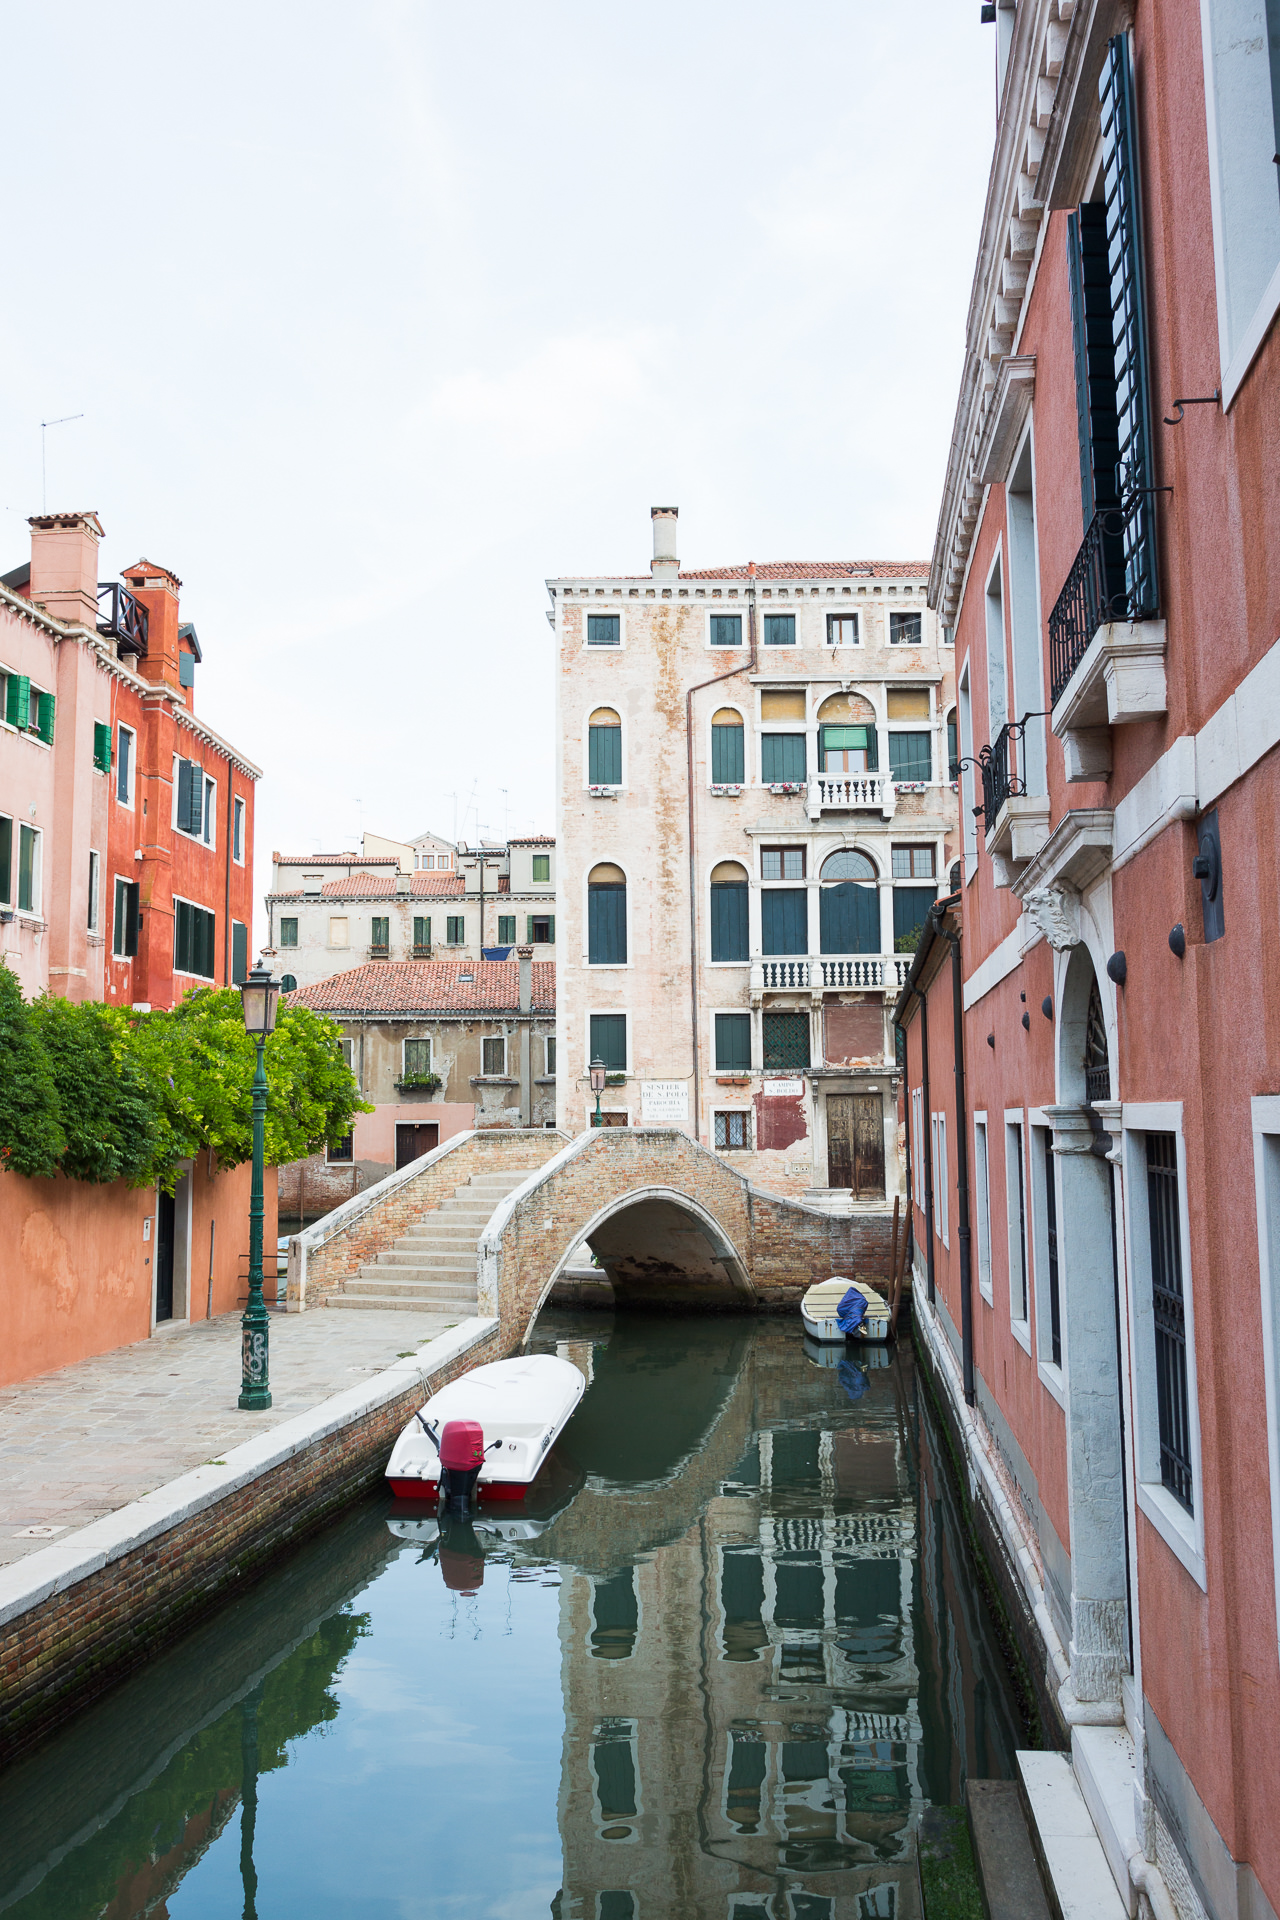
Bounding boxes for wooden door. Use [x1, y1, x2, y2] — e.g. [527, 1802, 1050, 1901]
[155, 1190, 175, 1322]
[826, 1094, 885, 1197]
[396, 1122, 439, 1170]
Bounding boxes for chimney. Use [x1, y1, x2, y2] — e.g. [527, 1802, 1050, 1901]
[27, 511, 104, 627]
[395, 871, 412, 895]
[650, 506, 679, 579]
[517, 944, 533, 1011]
[125, 559, 183, 689]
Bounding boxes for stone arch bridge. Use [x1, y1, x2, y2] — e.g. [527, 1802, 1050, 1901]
[290, 1127, 895, 1347]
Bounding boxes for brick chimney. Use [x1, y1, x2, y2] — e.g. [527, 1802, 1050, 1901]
[517, 943, 533, 1011]
[651, 506, 679, 579]
[27, 511, 104, 627]
[125, 558, 183, 689]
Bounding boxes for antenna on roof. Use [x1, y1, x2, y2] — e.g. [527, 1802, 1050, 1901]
[40, 414, 84, 511]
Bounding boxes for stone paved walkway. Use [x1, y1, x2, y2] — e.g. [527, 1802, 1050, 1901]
[0, 1306, 457, 1567]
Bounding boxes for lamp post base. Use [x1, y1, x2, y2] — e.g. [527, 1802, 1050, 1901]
[238, 1386, 273, 1411]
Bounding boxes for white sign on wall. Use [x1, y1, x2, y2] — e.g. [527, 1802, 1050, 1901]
[764, 1078, 805, 1098]
[641, 1081, 690, 1126]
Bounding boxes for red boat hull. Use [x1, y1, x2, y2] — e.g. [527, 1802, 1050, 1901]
[387, 1477, 530, 1502]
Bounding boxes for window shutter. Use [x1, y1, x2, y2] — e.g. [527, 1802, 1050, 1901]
[125, 881, 140, 958]
[7, 674, 30, 730]
[820, 883, 880, 956]
[589, 725, 622, 785]
[93, 721, 112, 772]
[888, 733, 931, 782]
[232, 920, 248, 984]
[176, 760, 202, 833]
[893, 886, 936, 946]
[36, 692, 55, 745]
[1100, 32, 1158, 614]
[761, 889, 807, 956]
[711, 724, 745, 784]
[588, 885, 626, 965]
[527, 915, 534, 942]
[548, 916, 554, 942]
[715, 1012, 751, 1072]
[710, 883, 749, 962]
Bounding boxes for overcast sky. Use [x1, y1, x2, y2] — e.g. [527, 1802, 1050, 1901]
[1, 2, 994, 939]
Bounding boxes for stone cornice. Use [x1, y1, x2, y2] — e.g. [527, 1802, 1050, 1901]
[976, 356, 1037, 485]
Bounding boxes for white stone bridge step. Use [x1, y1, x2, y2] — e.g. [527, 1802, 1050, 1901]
[326, 1167, 531, 1314]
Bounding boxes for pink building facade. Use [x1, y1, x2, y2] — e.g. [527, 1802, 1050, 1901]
[898, 5, 1280, 1918]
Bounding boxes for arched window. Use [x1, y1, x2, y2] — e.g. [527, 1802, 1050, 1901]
[819, 846, 879, 955]
[817, 692, 877, 774]
[710, 860, 749, 962]
[949, 860, 962, 891]
[588, 862, 627, 964]
[588, 708, 622, 786]
[711, 708, 745, 785]
[280, 972, 297, 993]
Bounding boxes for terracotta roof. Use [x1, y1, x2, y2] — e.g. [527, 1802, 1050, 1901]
[273, 873, 466, 900]
[678, 561, 929, 579]
[288, 959, 556, 1016]
[272, 851, 399, 867]
[508, 834, 555, 845]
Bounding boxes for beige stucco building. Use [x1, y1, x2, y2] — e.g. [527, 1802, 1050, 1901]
[550, 509, 956, 1202]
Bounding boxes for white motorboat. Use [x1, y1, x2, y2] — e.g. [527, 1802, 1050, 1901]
[385, 1353, 585, 1503]
[800, 1277, 891, 1344]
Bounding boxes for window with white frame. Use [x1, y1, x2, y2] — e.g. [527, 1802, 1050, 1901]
[482, 1034, 507, 1076]
[0, 811, 11, 907]
[974, 1115, 992, 1302]
[404, 1036, 432, 1078]
[1030, 1123, 1063, 1379]
[327, 1132, 354, 1164]
[931, 1112, 948, 1247]
[340, 1037, 356, 1075]
[1124, 1113, 1204, 1584]
[17, 823, 40, 915]
[826, 613, 858, 646]
[911, 1087, 925, 1208]
[545, 1035, 556, 1077]
[233, 794, 245, 863]
[88, 849, 100, 932]
[714, 1110, 752, 1150]
[1251, 1097, 1280, 1656]
[958, 667, 976, 879]
[1006, 1117, 1030, 1342]
[888, 611, 922, 645]
[117, 724, 135, 806]
[1199, 0, 1280, 402]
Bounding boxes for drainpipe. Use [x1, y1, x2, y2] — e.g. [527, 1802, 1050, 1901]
[942, 914, 975, 1406]
[686, 574, 757, 1144]
[919, 989, 936, 1305]
[224, 774, 233, 983]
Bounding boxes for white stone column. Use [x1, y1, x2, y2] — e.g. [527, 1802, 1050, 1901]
[878, 879, 895, 963]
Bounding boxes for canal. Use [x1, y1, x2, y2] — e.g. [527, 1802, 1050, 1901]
[0, 1312, 1026, 1919]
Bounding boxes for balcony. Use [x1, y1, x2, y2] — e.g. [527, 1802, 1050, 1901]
[750, 954, 911, 1000]
[1048, 494, 1165, 781]
[96, 581, 147, 657]
[806, 774, 896, 821]
[973, 718, 1049, 889]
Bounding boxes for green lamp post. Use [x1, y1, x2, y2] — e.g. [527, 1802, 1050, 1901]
[589, 1056, 606, 1127]
[238, 963, 280, 1411]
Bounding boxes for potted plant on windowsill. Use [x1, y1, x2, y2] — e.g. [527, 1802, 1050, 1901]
[768, 781, 805, 795]
[394, 1071, 442, 1094]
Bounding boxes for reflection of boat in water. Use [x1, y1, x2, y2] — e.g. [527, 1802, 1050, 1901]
[802, 1333, 890, 1371]
[387, 1447, 585, 1549]
[800, 1278, 891, 1343]
[385, 1355, 585, 1502]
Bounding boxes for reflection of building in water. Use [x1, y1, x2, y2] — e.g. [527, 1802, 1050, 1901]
[551, 1375, 923, 1920]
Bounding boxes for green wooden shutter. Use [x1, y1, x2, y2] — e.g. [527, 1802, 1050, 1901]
[1101, 33, 1157, 613]
[232, 920, 248, 984]
[589, 725, 622, 785]
[527, 915, 534, 941]
[711, 724, 745, 784]
[761, 889, 807, 956]
[124, 881, 139, 958]
[548, 915, 554, 943]
[93, 721, 112, 772]
[36, 692, 55, 745]
[413, 915, 430, 947]
[710, 883, 749, 962]
[6, 674, 30, 730]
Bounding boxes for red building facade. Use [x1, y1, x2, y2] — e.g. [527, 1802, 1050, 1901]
[898, 5, 1280, 1918]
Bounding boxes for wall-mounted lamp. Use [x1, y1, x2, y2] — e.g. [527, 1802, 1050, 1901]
[1042, 997, 1053, 1020]
[1107, 952, 1127, 987]
[987, 1033, 995, 1049]
[1021, 1011, 1031, 1031]
[1169, 924, 1186, 958]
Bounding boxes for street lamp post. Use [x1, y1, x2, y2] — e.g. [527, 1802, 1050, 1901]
[239, 963, 280, 1411]
[589, 1056, 606, 1128]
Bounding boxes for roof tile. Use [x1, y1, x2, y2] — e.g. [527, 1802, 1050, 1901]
[287, 959, 555, 1016]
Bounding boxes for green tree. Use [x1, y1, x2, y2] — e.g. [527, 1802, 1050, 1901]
[29, 996, 163, 1184]
[0, 962, 65, 1177]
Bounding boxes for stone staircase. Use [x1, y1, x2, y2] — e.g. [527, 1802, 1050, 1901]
[325, 1168, 532, 1315]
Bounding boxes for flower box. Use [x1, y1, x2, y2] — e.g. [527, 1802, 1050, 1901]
[768, 782, 804, 795]
[394, 1073, 442, 1095]
[588, 786, 619, 799]
[710, 784, 743, 797]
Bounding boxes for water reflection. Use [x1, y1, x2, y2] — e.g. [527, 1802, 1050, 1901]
[0, 1314, 1024, 1920]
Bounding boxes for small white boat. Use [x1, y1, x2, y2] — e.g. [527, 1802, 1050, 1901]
[800, 1277, 891, 1344]
[385, 1353, 585, 1503]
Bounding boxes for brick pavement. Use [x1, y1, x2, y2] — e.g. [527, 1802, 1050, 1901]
[0, 1305, 455, 1566]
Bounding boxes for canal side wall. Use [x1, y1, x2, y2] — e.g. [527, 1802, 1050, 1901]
[0, 1317, 500, 1766]
[287, 1127, 569, 1309]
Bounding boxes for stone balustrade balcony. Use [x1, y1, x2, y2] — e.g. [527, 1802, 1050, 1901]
[806, 774, 897, 821]
[749, 953, 912, 1002]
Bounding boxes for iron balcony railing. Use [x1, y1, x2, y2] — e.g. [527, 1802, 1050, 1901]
[97, 581, 148, 656]
[1048, 489, 1159, 706]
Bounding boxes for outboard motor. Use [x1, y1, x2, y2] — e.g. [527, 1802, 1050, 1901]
[438, 1419, 486, 1518]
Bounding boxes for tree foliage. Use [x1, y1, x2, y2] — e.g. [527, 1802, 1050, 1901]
[0, 970, 369, 1191]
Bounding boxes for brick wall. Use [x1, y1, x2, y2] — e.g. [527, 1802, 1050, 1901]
[0, 1324, 504, 1765]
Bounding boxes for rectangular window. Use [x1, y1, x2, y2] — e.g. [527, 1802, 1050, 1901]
[87, 849, 100, 931]
[93, 721, 112, 773]
[175, 758, 204, 836]
[482, 1035, 506, 1076]
[1146, 1132, 1193, 1512]
[715, 1110, 752, 1150]
[888, 732, 932, 782]
[329, 916, 349, 947]
[1006, 1120, 1029, 1333]
[1100, 33, 1157, 601]
[763, 1011, 809, 1070]
[117, 725, 135, 805]
[888, 612, 922, 645]
[113, 877, 139, 957]
[3, 670, 30, 730]
[588, 885, 627, 964]
[446, 916, 465, 945]
[912, 1087, 925, 1208]
[371, 916, 390, 951]
[0, 814, 10, 905]
[761, 734, 806, 783]
[28, 686, 55, 744]
[711, 613, 742, 647]
[232, 920, 248, 985]
[532, 853, 551, 882]
[974, 1117, 992, 1302]
[820, 724, 876, 774]
[404, 1037, 432, 1076]
[761, 889, 807, 956]
[202, 775, 216, 846]
[932, 1113, 949, 1246]
[17, 824, 39, 914]
[715, 1012, 752, 1072]
[710, 882, 748, 962]
[340, 1037, 356, 1074]
[233, 795, 245, 863]
[174, 898, 216, 978]
[826, 614, 858, 646]
[763, 613, 795, 647]
[891, 845, 935, 879]
[413, 915, 431, 950]
[587, 613, 621, 647]
[327, 1132, 354, 1164]
[545, 1035, 556, 1076]
[529, 914, 554, 943]
[711, 723, 745, 784]
[887, 685, 931, 720]
[280, 917, 299, 947]
[761, 847, 805, 880]
[590, 1013, 627, 1072]
[497, 914, 516, 944]
[1199, 0, 1280, 399]
[589, 723, 622, 785]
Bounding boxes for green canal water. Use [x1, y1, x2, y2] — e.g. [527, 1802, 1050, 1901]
[0, 1312, 1026, 1920]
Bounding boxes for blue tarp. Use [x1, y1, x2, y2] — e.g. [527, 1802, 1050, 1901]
[835, 1286, 868, 1336]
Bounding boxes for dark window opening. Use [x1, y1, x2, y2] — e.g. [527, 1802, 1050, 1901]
[1147, 1131, 1193, 1513]
[590, 1013, 626, 1072]
[763, 1011, 810, 1070]
[587, 613, 620, 647]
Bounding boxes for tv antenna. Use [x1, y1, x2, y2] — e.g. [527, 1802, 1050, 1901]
[41, 414, 84, 511]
